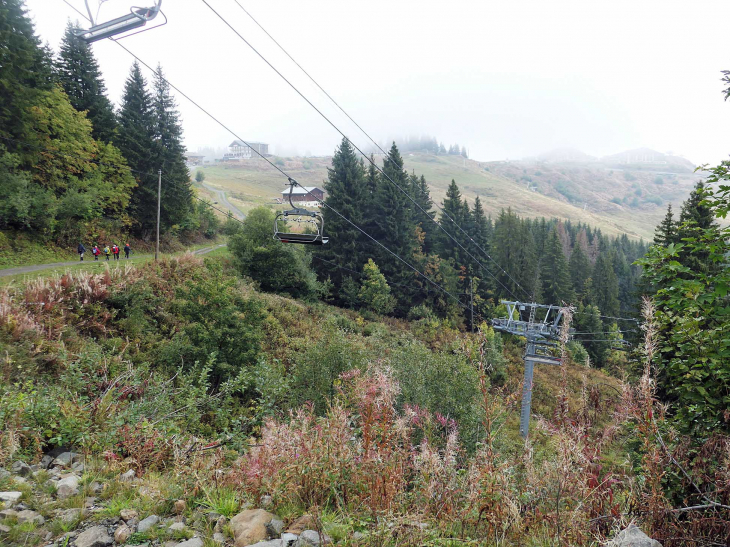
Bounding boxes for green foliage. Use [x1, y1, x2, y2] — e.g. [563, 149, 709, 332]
[195, 170, 205, 183]
[358, 259, 395, 315]
[229, 206, 320, 299]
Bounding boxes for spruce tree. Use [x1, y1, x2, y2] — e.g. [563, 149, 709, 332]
[370, 143, 417, 314]
[437, 179, 463, 263]
[115, 62, 156, 237]
[591, 252, 620, 318]
[316, 137, 366, 295]
[653, 204, 677, 246]
[568, 242, 591, 301]
[411, 173, 436, 254]
[542, 228, 574, 305]
[56, 22, 116, 142]
[151, 64, 193, 231]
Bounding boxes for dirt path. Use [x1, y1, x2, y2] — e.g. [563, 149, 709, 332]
[0, 244, 226, 278]
[202, 183, 246, 220]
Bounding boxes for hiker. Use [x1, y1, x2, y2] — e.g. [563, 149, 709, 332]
[92, 245, 100, 261]
[77, 243, 86, 261]
[103, 245, 110, 261]
[112, 244, 120, 261]
[124, 243, 131, 259]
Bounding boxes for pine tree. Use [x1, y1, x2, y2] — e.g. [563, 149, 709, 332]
[115, 62, 157, 237]
[568, 242, 591, 300]
[151, 64, 194, 232]
[542, 227, 575, 305]
[411, 173, 436, 254]
[358, 259, 395, 314]
[591, 252, 620, 318]
[437, 179, 463, 263]
[370, 143, 417, 314]
[56, 22, 116, 142]
[316, 137, 366, 294]
[574, 304, 610, 367]
[653, 204, 677, 246]
[0, 0, 54, 150]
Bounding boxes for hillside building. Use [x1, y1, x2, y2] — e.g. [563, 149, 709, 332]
[185, 154, 205, 167]
[224, 140, 269, 160]
[281, 186, 324, 207]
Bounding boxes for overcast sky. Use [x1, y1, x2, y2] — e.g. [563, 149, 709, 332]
[24, 0, 730, 164]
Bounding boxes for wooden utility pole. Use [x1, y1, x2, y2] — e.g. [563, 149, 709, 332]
[469, 278, 474, 333]
[155, 169, 161, 262]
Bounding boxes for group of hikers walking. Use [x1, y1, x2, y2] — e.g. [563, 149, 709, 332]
[77, 243, 131, 261]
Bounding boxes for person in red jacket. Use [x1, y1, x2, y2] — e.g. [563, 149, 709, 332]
[112, 244, 120, 261]
[92, 245, 100, 261]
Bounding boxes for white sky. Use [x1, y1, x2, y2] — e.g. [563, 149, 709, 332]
[24, 0, 730, 164]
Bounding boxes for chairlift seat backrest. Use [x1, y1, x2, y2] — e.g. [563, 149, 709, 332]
[75, 1, 162, 43]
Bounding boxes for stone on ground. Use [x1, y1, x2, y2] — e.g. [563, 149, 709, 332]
[294, 530, 321, 547]
[56, 474, 80, 499]
[266, 518, 284, 537]
[608, 524, 662, 547]
[229, 509, 278, 547]
[75, 525, 114, 547]
[169, 521, 186, 532]
[286, 515, 315, 535]
[176, 537, 204, 547]
[174, 499, 186, 514]
[281, 533, 298, 546]
[115, 524, 133, 544]
[16, 509, 45, 525]
[213, 532, 226, 544]
[120, 509, 139, 522]
[11, 460, 31, 477]
[120, 469, 136, 482]
[0, 492, 22, 503]
[138, 514, 160, 533]
[52, 451, 81, 468]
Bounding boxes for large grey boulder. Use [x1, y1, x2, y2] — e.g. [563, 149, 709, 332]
[0, 492, 22, 504]
[137, 514, 160, 533]
[74, 525, 114, 547]
[608, 525, 662, 547]
[56, 474, 80, 499]
[16, 510, 45, 525]
[229, 509, 278, 547]
[294, 530, 321, 547]
[176, 538, 204, 547]
[10, 461, 31, 477]
[52, 452, 81, 468]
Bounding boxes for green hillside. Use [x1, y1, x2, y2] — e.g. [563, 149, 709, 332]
[194, 152, 702, 240]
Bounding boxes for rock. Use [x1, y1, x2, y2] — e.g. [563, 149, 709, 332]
[74, 525, 114, 547]
[115, 524, 132, 544]
[0, 492, 22, 504]
[0, 509, 18, 519]
[56, 474, 80, 499]
[57, 508, 84, 523]
[172, 499, 186, 514]
[0, 468, 9, 480]
[71, 462, 85, 474]
[11, 460, 31, 477]
[266, 518, 284, 537]
[176, 538, 204, 547]
[14, 502, 29, 510]
[352, 531, 366, 542]
[281, 533, 298, 546]
[137, 515, 160, 533]
[608, 525, 662, 547]
[207, 511, 222, 523]
[40, 455, 54, 469]
[229, 509, 278, 547]
[120, 469, 136, 482]
[51, 452, 80, 468]
[248, 542, 282, 547]
[164, 542, 178, 547]
[0, 524, 10, 534]
[293, 531, 321, 547]
[17, 509, 45, 525]
[120, 509, 139, 522]
[89, 482, 103, 495]
[215, 516, 227, 533]
[259, 495, 273, 509]
[213, 532, 227, 544]
[286, 516, 315, 535]
[168, 522, 186, 532]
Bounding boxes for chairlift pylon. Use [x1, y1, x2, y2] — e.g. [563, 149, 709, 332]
[75, 0, 163, 43]
[273, 179, 328, 246]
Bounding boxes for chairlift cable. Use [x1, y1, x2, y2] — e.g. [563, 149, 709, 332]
[228, 0, 533, 302]
[199, 0, 524, 302]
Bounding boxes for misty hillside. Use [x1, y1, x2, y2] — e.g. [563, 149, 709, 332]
[197, 148, 703, 240]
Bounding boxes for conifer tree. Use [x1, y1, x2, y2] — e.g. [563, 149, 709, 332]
[568, 242, 591, 300]
[56, 22, 116, 142]
[653, 204, 677, 246]
[542, 227, 574, 305]
[359, 259, 395, 314]
[316, 137, 366, 294]
[437, 179, 464, 263]
[115, 62, 157, 236]
[411, 173, 436, 254]
[151, 64, 193, 231]
[370, 143, 417, 313]
[591, 252, 620, 318]
[574, 304, 610, 366]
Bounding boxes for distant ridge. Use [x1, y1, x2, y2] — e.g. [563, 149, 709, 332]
[599, 147, 695, 172]
[536, 148, 596, 163]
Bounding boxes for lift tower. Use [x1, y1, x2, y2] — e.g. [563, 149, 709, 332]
[492, 301, 568, 438]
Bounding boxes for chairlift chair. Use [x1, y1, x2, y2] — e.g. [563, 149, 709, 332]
[273, 180, 328, 246]
[75, 0, 163, 43]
